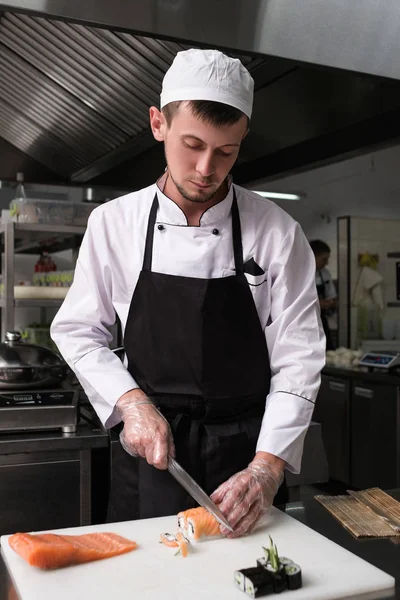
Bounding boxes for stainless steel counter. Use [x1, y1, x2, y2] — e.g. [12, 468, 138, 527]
[0, 423, 109, 538]
[323, 365, 400, 386]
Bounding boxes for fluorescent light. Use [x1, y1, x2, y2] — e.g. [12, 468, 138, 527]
[251, 191, 302, 201]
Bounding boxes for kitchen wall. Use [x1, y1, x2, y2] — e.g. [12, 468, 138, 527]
[249, 143, 400, 279]
[346, 216, 400, 347]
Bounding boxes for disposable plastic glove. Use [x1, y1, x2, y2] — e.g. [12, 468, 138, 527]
[117, 395, 175, 470]
[210, 456, 284, 538]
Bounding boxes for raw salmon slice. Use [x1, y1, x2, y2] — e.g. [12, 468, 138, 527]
[8, 531, 137, 570]
[159, 533, 179, 548]
[176, 532, 189, 557]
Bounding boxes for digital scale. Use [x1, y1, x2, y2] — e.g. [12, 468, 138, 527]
[0, 388, 79, 433]
[358, 350, 400, 371]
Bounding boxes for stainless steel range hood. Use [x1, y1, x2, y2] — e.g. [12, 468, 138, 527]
[1, 0, 400, 188]
[3, 0, 400, 81]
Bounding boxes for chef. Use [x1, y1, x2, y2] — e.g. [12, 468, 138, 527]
[310, 239, 337, 351]
[51, 48, 325, 537]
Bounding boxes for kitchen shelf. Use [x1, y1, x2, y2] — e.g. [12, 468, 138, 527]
[0, 298, 64, 308]
[0, 223, 86, 234]
[387, 252, 400, 258]
[0, 220, 83, 334]
[0, 222, 85, 255]
[387, 302, 400, 307]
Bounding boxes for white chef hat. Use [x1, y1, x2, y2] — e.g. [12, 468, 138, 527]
[160, 48, 254, 119]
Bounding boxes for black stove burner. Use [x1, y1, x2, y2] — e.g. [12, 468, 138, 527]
[0, 388, 79, 433]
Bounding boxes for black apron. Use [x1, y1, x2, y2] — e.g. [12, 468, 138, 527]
[317, 270, 334, 351]
[107, 188, 287, 523]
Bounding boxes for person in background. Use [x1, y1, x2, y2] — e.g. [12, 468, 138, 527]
[51, 48, 325, 537]
[309, 239, 337, 350]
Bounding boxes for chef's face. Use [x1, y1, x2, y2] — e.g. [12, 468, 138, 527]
[150, 102, 248, 203]
[316, 252, 330, 270]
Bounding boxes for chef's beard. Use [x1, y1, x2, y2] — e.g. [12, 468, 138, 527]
[169, 171, 219, 204]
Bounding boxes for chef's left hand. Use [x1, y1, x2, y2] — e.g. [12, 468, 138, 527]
[210, 453, 285, 538]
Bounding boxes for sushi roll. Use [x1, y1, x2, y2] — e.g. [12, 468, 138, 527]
[257, 555, 293, 569]
[261, 536, 288, 593]
[256, 546, 269, 568]
[235, 569, 246, 591]
[235, 567, 274, 598]
[177, 507, 220, 541]
[256, 556, 268, 569]
[265, 564, 287, 594]
[285, 563, 302, 590]
[278, 556, 294, 568]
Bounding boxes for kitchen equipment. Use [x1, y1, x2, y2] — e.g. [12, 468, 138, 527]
[0, 331, 68, 389]
[315, 493, 399, 538]
[346, 489, 400, 534]
[167, 456, 233, 532]
[358, 350, 400, 371]
[0, 387, 79, 433]
[1, 507, 395, 600]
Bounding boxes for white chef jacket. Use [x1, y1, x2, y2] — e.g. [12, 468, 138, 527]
[51, 179, 325, 473]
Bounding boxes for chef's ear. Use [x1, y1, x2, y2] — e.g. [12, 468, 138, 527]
[149, 106, 167, 142]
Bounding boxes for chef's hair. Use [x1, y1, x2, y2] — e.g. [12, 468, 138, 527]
[309, 239, 331, 256]
[162, 100, 249, 128]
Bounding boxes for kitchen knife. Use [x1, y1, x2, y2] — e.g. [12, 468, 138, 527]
[168, 456, 234, 532]
[347, 489, 400, 533]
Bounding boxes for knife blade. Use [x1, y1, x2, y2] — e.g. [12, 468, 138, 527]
[347, 489, 400, 533]
[168, 456, 234, 532]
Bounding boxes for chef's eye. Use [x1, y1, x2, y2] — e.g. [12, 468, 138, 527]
[183, 141, 201, 150]
[217, 150, 233, 157]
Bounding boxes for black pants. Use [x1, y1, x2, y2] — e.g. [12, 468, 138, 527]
[106, 396, 288, 522]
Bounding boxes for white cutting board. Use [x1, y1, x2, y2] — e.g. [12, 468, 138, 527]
[1, 507, 395, 600]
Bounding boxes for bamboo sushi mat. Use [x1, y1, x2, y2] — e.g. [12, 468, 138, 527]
[315, 488, 400, 538]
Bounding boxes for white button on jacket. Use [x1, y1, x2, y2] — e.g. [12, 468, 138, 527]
[51, 181, 326, 473]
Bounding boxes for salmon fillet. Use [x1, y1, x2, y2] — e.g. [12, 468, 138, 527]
[8, 531, 137, 569]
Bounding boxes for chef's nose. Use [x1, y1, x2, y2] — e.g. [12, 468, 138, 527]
[196, 151, 215, 177]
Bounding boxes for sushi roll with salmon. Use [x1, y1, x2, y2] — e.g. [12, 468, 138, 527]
[177, 507, 221, 541]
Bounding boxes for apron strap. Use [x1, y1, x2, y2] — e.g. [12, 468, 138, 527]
[231, 187, 244, 276]
[142, 193, 159, 272]
[142, 187, 244, 274]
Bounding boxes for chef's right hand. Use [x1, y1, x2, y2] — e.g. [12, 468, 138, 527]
[116, 391, 175, 470]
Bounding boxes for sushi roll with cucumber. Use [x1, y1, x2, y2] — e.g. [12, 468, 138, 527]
[277, 556, 293, 568]
[256, 556, 268, 569]
[234, 567, 274, 597]
[235, 536, 302, 597]
[262, 536, 287, 593]
[285, 563, 302, 590]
